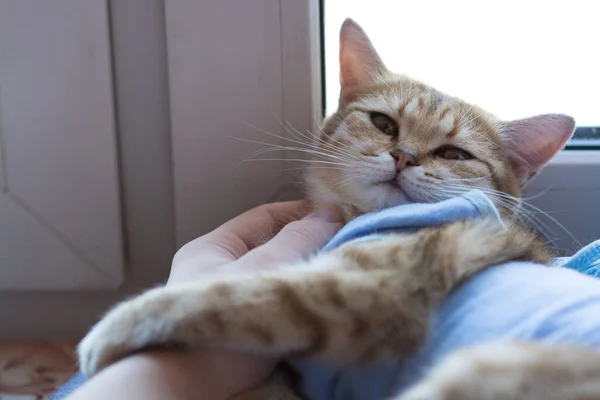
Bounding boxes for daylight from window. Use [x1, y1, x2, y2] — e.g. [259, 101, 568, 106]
[324, 1, 599, 128]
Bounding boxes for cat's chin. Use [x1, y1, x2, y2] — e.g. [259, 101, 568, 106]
[362, 182, 413, 211]
[380, 187, 412, 209]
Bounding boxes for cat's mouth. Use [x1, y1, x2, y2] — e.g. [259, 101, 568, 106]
[386, 179, 401, 189]
[378, 179, 410, 197]
[377, 177, 412, 202]
[377, 178, 402, 190]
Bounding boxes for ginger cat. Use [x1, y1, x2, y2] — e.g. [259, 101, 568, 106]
[77, 19, 600, 400]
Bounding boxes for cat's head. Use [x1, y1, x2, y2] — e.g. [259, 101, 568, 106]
[306, 19, 575, 220]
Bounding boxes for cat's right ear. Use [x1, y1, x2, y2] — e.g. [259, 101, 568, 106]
[501, 114, 575, 184]
[339, 19, 387, 103]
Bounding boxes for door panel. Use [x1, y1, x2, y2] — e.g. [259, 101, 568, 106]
[0, 0, 123, 289]
[165, 0, 289, 245]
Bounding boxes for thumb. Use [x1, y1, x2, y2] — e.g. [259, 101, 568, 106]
[232, 208, 342, 271]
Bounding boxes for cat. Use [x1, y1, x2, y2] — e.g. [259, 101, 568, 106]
[76, 18, 600, 400]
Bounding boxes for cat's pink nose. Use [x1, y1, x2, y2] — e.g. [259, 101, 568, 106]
[391, 148, 419, 172]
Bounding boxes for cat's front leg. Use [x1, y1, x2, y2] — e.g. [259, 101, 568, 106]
[77, 249, 414, 377]
[397, 341, 600, 400]
[78, 218, 545, 377]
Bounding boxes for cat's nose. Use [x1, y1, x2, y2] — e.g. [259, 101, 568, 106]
[391, 148, 419, 172]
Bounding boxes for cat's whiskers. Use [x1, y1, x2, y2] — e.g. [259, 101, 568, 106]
[440, 184, 580, 247]
[238, 146, 353, 168]
[418, 189, 440, 204]
[278, 118, 360, 161]
[282, 166, 355, 172]
[332, 172, 366, 187]
[519, 186, 552, 202]
[241, 143, 355, 164]
[486, 191, 578, 245]
[242, 158, 359, 169]
[311, 119, 369, 158]
[240, 141, 391, 185]
[439, 186, 555, 239]
[232, 134, 363, 169]
[241, 121, 362, 162]
[299, 125, 362, 161]
[270, 131, 359, 162]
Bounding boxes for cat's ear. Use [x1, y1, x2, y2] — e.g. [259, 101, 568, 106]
[501, 114, 575, 184]
[339, 19, 387, 100]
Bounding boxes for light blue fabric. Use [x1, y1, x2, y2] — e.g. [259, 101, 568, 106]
[51, 372, 85, 399]
[322, 190, 503, 252]
[290, 191, 600, 400]
[555, 239, 600, 276]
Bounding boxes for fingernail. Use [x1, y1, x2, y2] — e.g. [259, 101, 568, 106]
[303, 207, 342, 223]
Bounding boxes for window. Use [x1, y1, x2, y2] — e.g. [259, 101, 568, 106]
[322, 0, 600, 147]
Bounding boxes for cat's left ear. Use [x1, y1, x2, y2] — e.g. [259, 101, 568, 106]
[339, 19, 388, 103]
[501, 114, 575, 184]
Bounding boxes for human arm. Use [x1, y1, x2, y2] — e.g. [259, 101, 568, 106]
[63, 200, 341, 400]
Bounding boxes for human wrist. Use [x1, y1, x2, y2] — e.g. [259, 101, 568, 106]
[121, 349, 276, 399]
[68, 348, 276, 400]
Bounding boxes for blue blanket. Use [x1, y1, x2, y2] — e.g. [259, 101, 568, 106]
[290, 190, 600, 400]
[52, 191, 600, 400]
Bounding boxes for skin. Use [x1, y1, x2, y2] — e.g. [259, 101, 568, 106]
[64, 200, 342, 400]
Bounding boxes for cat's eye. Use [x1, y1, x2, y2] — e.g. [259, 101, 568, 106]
[369, 112, 398, 137]
[434, 146, 474, 161]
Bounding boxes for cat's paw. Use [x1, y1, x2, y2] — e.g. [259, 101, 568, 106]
[78, 286, 181, 377]
[77, 299, 147, 377]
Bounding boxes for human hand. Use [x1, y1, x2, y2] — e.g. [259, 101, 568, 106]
[169, 200, 342, 283]
[166, 200, 342, 397]
[66, 201, 341, 400]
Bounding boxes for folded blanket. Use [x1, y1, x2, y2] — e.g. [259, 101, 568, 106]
[556, 238, 600, 277]
[322, 189, 503, 252]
